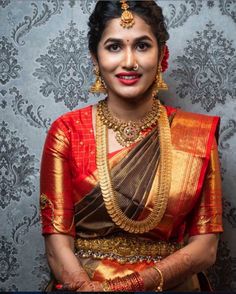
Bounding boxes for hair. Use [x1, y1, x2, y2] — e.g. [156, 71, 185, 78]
[88, 0, 169, 59]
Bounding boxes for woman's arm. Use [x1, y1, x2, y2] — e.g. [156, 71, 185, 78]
[45, 234, 103, 291]
[140, 138, 222, 291]
[40, 119, 103, 291]
[130, 138, 222, 291]
[45, 234, 88, 285]
[140, 233, 219, 290]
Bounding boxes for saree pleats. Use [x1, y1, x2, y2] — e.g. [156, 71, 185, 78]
[74, 128, 160, 238]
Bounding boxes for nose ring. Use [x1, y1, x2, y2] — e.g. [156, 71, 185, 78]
[133, 63, 139, 71]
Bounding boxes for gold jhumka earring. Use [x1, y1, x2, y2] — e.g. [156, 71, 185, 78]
[120, 0, 135, 28]
[152, 65, 168, 97]
[90, 67, 107, 93]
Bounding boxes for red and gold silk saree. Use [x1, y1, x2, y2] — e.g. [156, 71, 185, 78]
[40, 104, 223, 291]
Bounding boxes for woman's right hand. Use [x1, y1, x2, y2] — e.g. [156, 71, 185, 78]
[59, 269, 91, 290]
[45, 234, 91, 288]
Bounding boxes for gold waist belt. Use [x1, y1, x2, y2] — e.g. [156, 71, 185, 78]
[75, 234, 182, 264]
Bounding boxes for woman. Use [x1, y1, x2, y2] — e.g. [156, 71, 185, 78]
[40, 0, 223, 291]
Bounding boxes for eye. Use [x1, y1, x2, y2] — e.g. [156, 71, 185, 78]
[136, 42, 151, 51]
[106, 43, 121, 52]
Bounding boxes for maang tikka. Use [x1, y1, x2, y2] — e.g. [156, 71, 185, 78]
[120, 0, 135, 29]
[90, 67, 107, 93]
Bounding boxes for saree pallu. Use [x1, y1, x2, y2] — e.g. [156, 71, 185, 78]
[40, 105, 223, 291]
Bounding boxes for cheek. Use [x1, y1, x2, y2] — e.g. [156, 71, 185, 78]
[99, 64, 116, 77]
[100, 63, 122, 81]
[98, 54, 120, 73]
[139, 53, 158, 73]
[144, 64, 158, 75]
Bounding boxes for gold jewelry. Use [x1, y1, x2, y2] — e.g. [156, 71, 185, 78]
[96, 102, 172, 234]
[133, 63, 139, 71]
[75, 234, 182, 264]
[90, 67, 107, 93]
[152, 65, 168, 97]
[120, 0, 135, 29]
[102, 281, 110, 292]
[152, 266, 164, 292]
[157, 65, 168, 91]
[97, 99, 160, 147]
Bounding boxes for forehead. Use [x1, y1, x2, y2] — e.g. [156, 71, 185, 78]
[100, 14, 156, 42]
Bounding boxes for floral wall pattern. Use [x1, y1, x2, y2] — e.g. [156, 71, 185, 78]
[33, 21, 94, 110]
[170, 22, 236, 111]
[0, 0, 235, 290]
[0, 121, 38, 209]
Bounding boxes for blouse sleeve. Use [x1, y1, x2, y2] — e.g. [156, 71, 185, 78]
[188, 137, 223, 236]
[40, 117, 75, 237]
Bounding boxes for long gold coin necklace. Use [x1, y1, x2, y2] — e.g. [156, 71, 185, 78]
[96, 99, 172, 234]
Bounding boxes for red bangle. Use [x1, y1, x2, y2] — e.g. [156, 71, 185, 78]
[103, 272, 145, 292]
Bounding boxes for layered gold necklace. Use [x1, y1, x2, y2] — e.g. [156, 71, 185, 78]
[96, 99, 172, 234]
[97, 99, 160, 147]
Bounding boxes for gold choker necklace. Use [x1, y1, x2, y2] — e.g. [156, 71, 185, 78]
[97, 99, 160, 147]
[96, 103, 172, 234]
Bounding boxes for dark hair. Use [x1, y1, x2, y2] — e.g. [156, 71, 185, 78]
[88, 0, 169, 59]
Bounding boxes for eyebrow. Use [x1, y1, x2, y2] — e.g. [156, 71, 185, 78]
[103, 35, 154, 45]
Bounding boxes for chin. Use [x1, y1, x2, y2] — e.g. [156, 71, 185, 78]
[116, 89, 151, 100]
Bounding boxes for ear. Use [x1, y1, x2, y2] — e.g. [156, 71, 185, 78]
[90, 52, 99, 67]
[158, 46, 165, 65]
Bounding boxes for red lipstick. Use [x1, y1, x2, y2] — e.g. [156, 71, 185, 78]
[116, 72, 141, 85]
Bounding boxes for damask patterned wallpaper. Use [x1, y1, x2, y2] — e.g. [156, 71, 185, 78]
[0, 0, 235, 291]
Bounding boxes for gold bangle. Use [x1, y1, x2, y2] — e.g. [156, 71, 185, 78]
[153, 266, 164, 292]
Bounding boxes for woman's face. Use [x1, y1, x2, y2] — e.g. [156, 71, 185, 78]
[96, 14, 159, 102]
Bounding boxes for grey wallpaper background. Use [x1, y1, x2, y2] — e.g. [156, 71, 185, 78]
[0, 0, 235, 291]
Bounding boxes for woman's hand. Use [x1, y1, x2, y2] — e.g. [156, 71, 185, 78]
[59, 269, 91, 291]
[140, 233, 219, 291]
[139, 267, 161, 291]
[45, 234, 91, 288]
[57, 280, 103, 292]
[76, 281, 104, 292]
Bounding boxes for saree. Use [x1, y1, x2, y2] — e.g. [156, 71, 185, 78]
[40, 104, 223, 291]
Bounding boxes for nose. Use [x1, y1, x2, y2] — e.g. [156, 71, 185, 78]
[122, 48, 136, 70]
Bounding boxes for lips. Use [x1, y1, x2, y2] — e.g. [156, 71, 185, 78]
[116, 72, 141, 85]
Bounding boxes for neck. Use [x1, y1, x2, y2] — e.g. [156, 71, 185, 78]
[107, 94, 154, 122]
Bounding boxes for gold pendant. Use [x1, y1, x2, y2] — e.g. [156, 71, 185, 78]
[97, 99, 160, 147]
